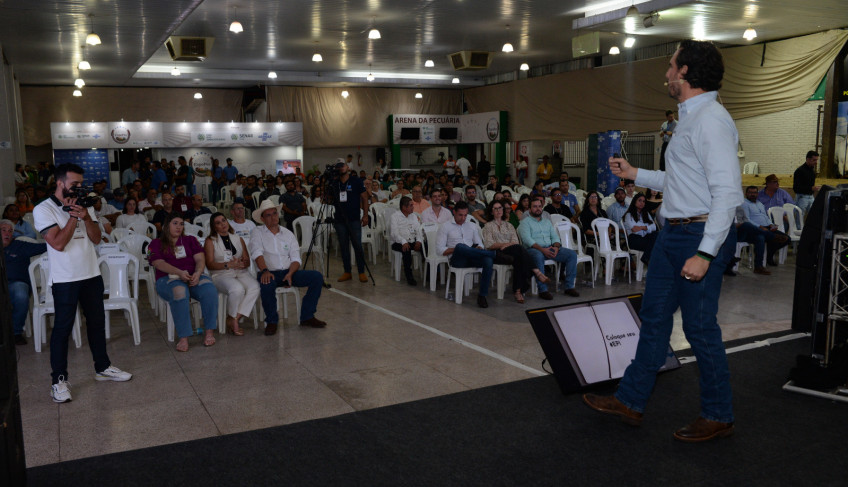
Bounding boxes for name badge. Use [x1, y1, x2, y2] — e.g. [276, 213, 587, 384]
[237, 230, 249, 238]
[181, 204, 188, 212]
[73, 221, 86, 239]
[224, 250, 233, 261]
[175, 245, 187, 259]
[339, 191, 348, 203]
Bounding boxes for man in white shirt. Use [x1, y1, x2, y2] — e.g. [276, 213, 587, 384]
[421, 188, 453, 224]
[250, 200, 325, 335]
[443, 154, 457, 176]
[137, 188, 162, 213]
[435, 201, 495, 308]
[228, 198, 256, 240]
[456, 156, 472, 178]
[391, 196, 423, 285]
[33, 163, 132, 403]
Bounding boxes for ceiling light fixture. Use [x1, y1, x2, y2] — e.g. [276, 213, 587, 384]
[85, 14, 101, 46]
[425, 50, 434, 67]
[312, 53, 323, 62]
[624, 37, 636, 48]
[519, 63, 529, 71]
[171, 66, 180, 76]
[415, 92, 423, 99]
[194, 92, 203, 100]
[609, 46, 621, 55]
[74, 78, 85, 88]
[452, 77, 460, 84]
[341, 90, 349, 99]
[366, 63, 375, 81]
[743, 24, 757, 41]
[73, 89, 82, 97]
[229, 7, 243, 33]
[626, 5, 640, 17]
[368, 16, 381, 39]
[267, 71, 277, 79]
[642, 12, 660, 28]
[79, 60, 91, 70]
[502, 24, 514, 53]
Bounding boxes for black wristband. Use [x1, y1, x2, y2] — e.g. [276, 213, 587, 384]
[696, 250, 715, 262]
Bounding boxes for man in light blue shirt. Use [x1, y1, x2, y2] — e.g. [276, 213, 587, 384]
[757, 174, 794, 212]
[121, 160, 140, 189]
[223, 158, 239, 183]
[585, 40, 741, 443]
[517, 198, 579, 299]
[606, 188, 629, 224]
[741, 186, 789, 266]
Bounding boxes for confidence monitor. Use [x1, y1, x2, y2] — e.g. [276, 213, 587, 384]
[399, 127, 420, 140]
[526, 294, 680, 395]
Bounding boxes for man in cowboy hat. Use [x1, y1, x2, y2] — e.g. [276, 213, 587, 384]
[248, 199, 327, 335]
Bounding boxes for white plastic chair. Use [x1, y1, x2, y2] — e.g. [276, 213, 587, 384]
[783, 203, 804, 239]
[445, 263, 483, 305]
[293, 215, 327, 271]
[391, 221, 424, 281]
[483, 190, 496, 204]
[423, 224, 449, 291]
[742, 161, 759, 174]
[111, 227, 132, 242]
[767, 207, 791, 264]
[218, 187, 233, 210]
[623, 232, 646, 282]
[589, 218, 631, 285]
[557, 221, 594, 288]
[268, 194, 280, 205]
[183, 222, 204, 239]
[98, 252, 141, 345]
[27, 255, 82, 353]
[144, 208, 157, 221]
[117, 234, 156, 311]
[549, 214, 568, 227]
[128, 220, 157, 239]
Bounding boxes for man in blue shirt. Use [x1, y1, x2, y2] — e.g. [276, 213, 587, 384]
[518, 198, 579, 299]
[659, 110, 677, 171]
[586, 40, 741, 442]
[757, 174, 794, 212]
[2, 219, 47, 345]
[330, 160, 370, 283]
[606, 188, 629, 224]
[151, 160, 168, 192]
[121, 160, 140, 190]
[741, 186, 789, 266]
[223, 158, 239, 184]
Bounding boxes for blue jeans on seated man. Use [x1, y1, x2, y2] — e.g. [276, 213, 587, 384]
[258, 268, 323, 323]
[9, 280, 31, 337]
[527, 247, 577, 292]
[615, 222, 736, 423]
[156, 275, 219, 338]
[448, 243, 495, 297]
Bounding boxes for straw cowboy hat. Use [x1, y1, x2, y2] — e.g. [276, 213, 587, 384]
[252, 199, 283, 224]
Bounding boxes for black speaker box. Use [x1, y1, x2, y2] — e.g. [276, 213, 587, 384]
[0, 250, 26, 484]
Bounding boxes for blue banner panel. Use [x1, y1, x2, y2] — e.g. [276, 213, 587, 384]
[53, 149, 111, 189]
[596, 131, 622, 196]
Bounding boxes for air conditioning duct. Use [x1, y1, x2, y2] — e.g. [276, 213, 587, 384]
[165, 36, 215, 62]
[447, 51, 493, 70]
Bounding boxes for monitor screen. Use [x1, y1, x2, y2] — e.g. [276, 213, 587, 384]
[400, 127, 420, 140]
[439, 127, 458, 139]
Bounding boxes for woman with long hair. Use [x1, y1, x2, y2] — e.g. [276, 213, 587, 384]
[204, 212, 259, 336]
[579, 191, 609, 244]
[149, 214, 219, 351]
[514, 194, 531, 221]
[115, 197, 146, 229]
[623, 193, 658, 264]
[482, 200, 545, 303]
[14, 188, 33, 214]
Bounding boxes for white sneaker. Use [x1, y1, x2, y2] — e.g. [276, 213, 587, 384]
[51, 377, 72, 403]
[95, 365, 133, 382]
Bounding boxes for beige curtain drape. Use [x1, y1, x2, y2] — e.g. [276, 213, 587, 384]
[464, 30, 848, 141]
[21, 87, 243, 146]
[266, 86, 462, 148]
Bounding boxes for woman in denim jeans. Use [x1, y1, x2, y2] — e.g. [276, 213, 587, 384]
[150, 214, 218, 352]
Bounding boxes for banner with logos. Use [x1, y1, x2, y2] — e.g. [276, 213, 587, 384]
[51, 121, 303, 149]
[389, 111, 505, 145]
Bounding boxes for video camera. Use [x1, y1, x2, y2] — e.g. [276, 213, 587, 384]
[61, 186, 99, 212]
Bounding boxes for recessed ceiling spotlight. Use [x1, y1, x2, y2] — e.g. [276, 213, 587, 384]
[171, 66, 180, 76]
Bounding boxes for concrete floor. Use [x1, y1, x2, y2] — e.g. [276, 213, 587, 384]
[15, 251, 796, 467]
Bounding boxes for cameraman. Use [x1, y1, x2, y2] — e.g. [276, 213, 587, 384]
[33, 163, 132, 403]
[329, 159, 369, 282]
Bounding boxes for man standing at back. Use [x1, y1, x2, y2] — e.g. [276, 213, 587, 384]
[33, 163, 132, 403]
[659, 110, 677, 171]
[330, 159, 369, 282]
[585, 40, 742, 442]
[793, 151, 819, 218]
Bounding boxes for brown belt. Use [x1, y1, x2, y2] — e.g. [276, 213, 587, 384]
[666, 214, 709, 225]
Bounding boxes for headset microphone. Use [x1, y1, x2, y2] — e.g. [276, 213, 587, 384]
[663, 79, 686, 86]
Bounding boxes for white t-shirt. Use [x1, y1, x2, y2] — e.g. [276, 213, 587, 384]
[116, 213, 148, 229]
[33, 196, 101, 284]
[229, 219, 257, 239]
[456, 158, 471, 178]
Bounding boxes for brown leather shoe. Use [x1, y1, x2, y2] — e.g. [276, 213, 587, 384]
[753, 267, 771, 275]
[337, 273, 352, 282]
[673, 417, 734, 442]
[359, 273, 368, 282]
[300, 317, 327, 328]
[582, 393, 643, 426]
[539, 291, 554, 300]
[564, 288, 580, 297]
[264, 323, 278, 336]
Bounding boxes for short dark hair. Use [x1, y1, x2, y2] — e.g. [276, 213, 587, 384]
[746, 185, 759, 193]
[454, 201, 469, 212]
[675, 40, 724, 92]
[399, 196, 412, 208]
[465, 185, 476, 193]
[665, 110, 674, 116]
[55, 163, 84, 182]
[806, 151, 819, 159]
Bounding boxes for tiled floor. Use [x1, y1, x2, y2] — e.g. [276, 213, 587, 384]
[15, 252, 797, 467]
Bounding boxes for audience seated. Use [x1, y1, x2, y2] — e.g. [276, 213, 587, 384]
[517, 198, 579, 299]
[390, 196, 424, 285]
[579, 191, 609, 245]
[435, 201, 495, 308]
[149, 214, 219, 352]
[2, 204, 36, 239]
[1, 219, 47, 345]
[391, 180, 411, 199]
[482, 200, 542, 304]
[757, 174, 795, 211]
[249, 200, 326, 334]
[280, 179, 307, 230]
[421, 188, 453, 224]
[152, 192, 180, 234]
[14, 188, 34, 214]
[464, 185, 487, 224]
[740, 185, 790, 267]
[544, 188, 574, 220]
[115, 197, 147, 229]
[138, 188, 162, 213]
[622, 193, 657, 264]
[183, 194, 212, 223]
[410, 185, 431, 214]
[606, 187, 629, 224]
[204, 212, 260, 336]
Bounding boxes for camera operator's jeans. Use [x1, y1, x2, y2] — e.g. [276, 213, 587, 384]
[615, 222, 735, 423]
[334, 219, 366, 274]
[9, 280, 30, 336]
[51, 276, 111, 385]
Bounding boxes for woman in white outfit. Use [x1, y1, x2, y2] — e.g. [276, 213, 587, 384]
[204, 212, 260, 335]
[115, 197, 147, 229]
